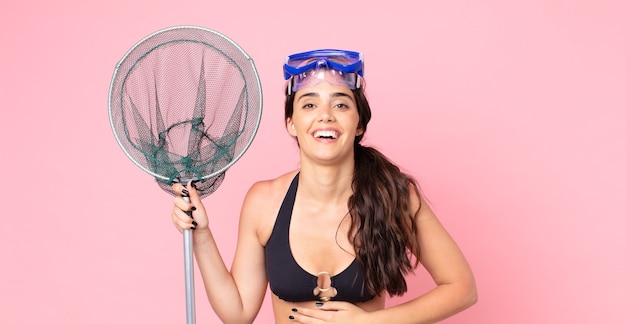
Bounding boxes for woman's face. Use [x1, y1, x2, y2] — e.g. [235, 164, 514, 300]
[286, 79, 363, 163]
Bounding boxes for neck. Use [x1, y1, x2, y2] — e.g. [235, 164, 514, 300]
[297, 161, 355, 204]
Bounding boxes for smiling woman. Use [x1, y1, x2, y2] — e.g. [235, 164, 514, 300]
[171, 48, 477, 324]
[3, 1, 626, 323]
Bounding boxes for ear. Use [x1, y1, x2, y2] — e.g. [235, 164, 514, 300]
[286, 118, 297, 137]
[356, 126, 364, 137]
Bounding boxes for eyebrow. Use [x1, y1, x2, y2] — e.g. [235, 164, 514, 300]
[296, 91, 354, 102]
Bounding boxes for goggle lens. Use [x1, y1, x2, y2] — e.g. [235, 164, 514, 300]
[289, 69, 359, 94]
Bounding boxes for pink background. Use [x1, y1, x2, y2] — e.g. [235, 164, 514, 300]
[1, 1, 625, 323]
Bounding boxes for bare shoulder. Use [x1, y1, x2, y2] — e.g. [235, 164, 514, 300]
[245, 170, 298, 200]
[240, 170, 300, 245]
[407, 183, 430, 219]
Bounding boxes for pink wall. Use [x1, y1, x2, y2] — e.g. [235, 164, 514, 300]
[1, 1, 625, 323]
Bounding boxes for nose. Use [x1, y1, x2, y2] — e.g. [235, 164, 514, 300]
[318, 103, 335, 122]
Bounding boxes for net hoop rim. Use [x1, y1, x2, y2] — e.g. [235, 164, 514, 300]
[107, 25, 263, 182]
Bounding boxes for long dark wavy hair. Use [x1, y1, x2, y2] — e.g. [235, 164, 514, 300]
[284, 86, 422, 297]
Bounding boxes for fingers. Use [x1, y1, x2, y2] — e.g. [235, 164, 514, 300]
[171, 180, 207, 233]
[171, 182, 197, 232]
[185, 180, 205, 213]
[172, 181, 203, 211]
[172, 209, 196, 232]
[304, 301, 347, 311]
[289, 303, 329, 322]
[289, 302, 361, 323]
[172, 182, 185, 194]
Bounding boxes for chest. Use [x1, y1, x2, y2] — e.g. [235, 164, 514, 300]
[288, 204, 356, 276]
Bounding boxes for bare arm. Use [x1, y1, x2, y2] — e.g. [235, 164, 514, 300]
[367, 190, 478, 323]
[172, 182, 269, 323]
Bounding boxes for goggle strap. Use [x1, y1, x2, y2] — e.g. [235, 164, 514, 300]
[287, 78, 293, 95]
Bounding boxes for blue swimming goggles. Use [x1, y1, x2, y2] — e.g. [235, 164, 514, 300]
[283, 49, 364, 95]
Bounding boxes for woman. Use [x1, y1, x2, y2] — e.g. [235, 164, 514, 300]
[172, 49, 477, 323]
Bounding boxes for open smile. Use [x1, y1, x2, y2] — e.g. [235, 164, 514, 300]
[313, 130, 338, 139]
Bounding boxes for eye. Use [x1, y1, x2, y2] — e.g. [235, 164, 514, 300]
[333, 102, 351, 110]
[302, 103, 315, 109]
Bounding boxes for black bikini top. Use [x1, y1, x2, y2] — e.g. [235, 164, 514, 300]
[264, 173, 376, 303]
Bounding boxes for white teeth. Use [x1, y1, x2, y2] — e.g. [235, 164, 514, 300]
[314, 130, 337, 139]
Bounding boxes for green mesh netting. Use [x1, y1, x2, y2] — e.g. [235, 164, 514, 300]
[109, 26, 262, 198]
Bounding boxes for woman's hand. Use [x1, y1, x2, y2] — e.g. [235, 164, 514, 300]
[289, 301, 369, 323]
[171, 181, 209, 233]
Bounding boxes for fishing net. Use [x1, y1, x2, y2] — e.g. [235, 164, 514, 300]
[107, 25, 262, 324]
[109, 26, 262, 198]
